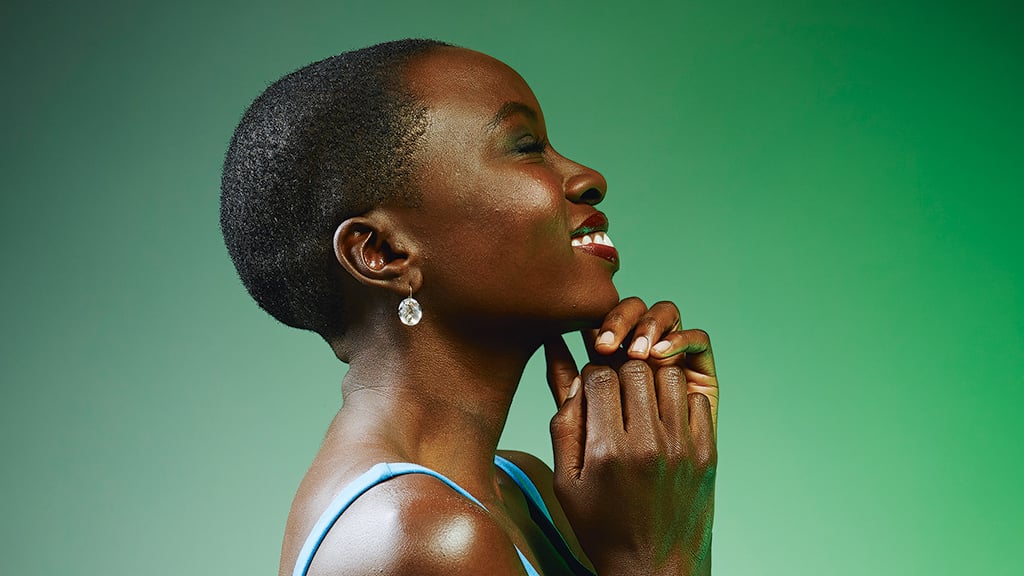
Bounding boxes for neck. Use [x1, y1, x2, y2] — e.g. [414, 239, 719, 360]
[337, 317, 543, 498]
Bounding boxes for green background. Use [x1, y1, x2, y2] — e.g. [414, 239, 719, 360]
[2, 0, 1021, 574]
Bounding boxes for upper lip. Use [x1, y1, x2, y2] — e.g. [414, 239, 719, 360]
[570, 212, 609, 237]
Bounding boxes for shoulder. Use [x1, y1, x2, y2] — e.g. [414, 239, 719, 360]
[300, 472, 528, 576]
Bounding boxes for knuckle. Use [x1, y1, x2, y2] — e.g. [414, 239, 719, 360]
[604, 310, 628, 326]
[587, 443, 618, 468]
[690, 391, 709, 408]
[693, 442, 718, 470]
[633, 440, 664, 466]
[637, 313, 661, 334]
[549, 411, 569, 432]
[622, 296, 647, 309]
[583, 365, 617, 387]
[657, 366, 684, 387]
[550, 427, 570, 444]
[550, 363, 575, 375]
[548, 366, 574, 381]
[697, 464, 718, 491]
[666, 437, 686, 461]
[652, 300, 680, 315]
[619, 359, 652, 381]
[690, 328, 710, 342]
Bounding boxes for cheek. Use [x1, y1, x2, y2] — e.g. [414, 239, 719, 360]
[453, 173, 567, 255]
[416, 164, 576, 296]
[508, 197, 567, 259]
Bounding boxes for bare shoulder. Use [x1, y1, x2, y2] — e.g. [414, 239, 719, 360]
[299, 473, 528, 576]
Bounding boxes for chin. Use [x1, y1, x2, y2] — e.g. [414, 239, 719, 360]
[564, 284, 621, 330]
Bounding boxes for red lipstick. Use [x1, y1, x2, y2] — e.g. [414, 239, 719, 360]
[570, 212, 609, 237]
[570, 212, 619, 270]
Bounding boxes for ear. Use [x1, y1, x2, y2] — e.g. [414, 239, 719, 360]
[333, 214, 419, 294]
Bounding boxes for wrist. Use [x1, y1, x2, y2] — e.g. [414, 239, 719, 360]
[594, 546, 711, 576]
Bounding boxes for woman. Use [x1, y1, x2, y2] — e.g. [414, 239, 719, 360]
[221, 39, 719, 576]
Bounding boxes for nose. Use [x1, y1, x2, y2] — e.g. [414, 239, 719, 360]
[563, 160, 607, 206]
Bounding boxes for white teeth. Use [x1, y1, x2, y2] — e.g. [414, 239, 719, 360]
[571, 231, 615, 248]
[591, 232, 613, 247]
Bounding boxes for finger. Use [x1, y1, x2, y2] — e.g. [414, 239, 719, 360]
[580, 328, 629, 367]
[581, 365, 625, 456]
[544, 335, 580, 407]
[618, 360, 659, 435]
[591, 297, 648, 357]
[550, 378, 585, 481]
[649, 328, 717, 377]
[688, 392, 717, 466]
[687, 370, 719, 437]
[579, 328, 603, 365]
[625, 300, 681, 360]
[655, 365, 688, 441]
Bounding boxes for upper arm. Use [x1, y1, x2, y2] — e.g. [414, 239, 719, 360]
[304, 473, 529, 576]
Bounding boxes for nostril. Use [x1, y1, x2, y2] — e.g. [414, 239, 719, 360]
[579, 187, 603, 205]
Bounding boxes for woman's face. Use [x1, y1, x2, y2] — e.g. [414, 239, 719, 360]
[398, 47, 620, 333]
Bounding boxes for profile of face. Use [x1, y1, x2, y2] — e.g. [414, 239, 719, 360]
[393, 47, 620, 335]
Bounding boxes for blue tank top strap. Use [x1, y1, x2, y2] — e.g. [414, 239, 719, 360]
[493, 455, 556, 524]
[493, 456, 595, 576]
[291, 461, 541, 576]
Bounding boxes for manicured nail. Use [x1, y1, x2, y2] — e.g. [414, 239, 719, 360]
[652, 340, 672, 355]
[630, 336, 650, 355]
[566, 376, 581, 400]
[596, 331, 615, 347]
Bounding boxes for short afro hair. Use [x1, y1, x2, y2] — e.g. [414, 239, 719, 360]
[220, 39, 449, 340]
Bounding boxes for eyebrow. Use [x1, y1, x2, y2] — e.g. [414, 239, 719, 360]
[486, 101, 538, 131]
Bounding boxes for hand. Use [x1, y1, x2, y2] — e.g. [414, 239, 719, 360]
[546, 297, 719, 434]
[546, 298, 719, 575]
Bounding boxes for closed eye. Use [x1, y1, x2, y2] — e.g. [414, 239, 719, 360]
[515, 138, 548, 155]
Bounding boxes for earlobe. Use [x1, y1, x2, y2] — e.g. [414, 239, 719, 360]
[333, 216, 414, 291]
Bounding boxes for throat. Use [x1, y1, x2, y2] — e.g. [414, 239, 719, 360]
[339, 356, 525, 489]
[336, 313, 546, 493]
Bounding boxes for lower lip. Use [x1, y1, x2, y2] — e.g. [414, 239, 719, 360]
[574, 244, 620, 270]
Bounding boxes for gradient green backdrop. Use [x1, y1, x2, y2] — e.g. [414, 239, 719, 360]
[2, 1, 1021, 574]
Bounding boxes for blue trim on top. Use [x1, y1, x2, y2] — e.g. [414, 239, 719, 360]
[494, 455, 555, 523]
[291, 461, 542, 576]
[494, 456, 595, 576]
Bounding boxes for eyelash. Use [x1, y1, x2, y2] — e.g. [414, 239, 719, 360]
[515, 138, 548, 155]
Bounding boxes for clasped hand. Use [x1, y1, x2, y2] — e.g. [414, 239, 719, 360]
[545, 298, 719, 576]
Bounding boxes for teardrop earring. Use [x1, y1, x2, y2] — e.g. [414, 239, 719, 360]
[397, 284, 422, 326]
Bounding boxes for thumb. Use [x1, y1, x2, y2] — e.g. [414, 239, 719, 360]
[544, 336, 579, 407]
[550, 377, 584, 481]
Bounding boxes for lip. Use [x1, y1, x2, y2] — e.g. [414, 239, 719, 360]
[576, 243, 620, 270]
[570, 212, 619, 271]
[570, 212, 609, 237]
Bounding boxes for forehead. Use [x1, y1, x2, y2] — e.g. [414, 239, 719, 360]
[402, 47, 542, 128]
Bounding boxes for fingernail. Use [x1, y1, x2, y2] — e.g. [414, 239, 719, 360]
[566, 376, 581, 400]
[596, 331, 615, 347]
[652, 340, 672, 355]
[630, 336, 650, 355]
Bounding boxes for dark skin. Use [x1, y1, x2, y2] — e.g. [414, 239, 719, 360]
[278, 47, 720, 576]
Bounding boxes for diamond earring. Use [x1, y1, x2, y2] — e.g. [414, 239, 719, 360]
[398, 284, 422, 326]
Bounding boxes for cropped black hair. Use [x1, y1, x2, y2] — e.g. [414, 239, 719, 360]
[220, 39, 449, 340]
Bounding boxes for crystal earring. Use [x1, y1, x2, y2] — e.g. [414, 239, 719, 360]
[398, 284, 422, 326]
